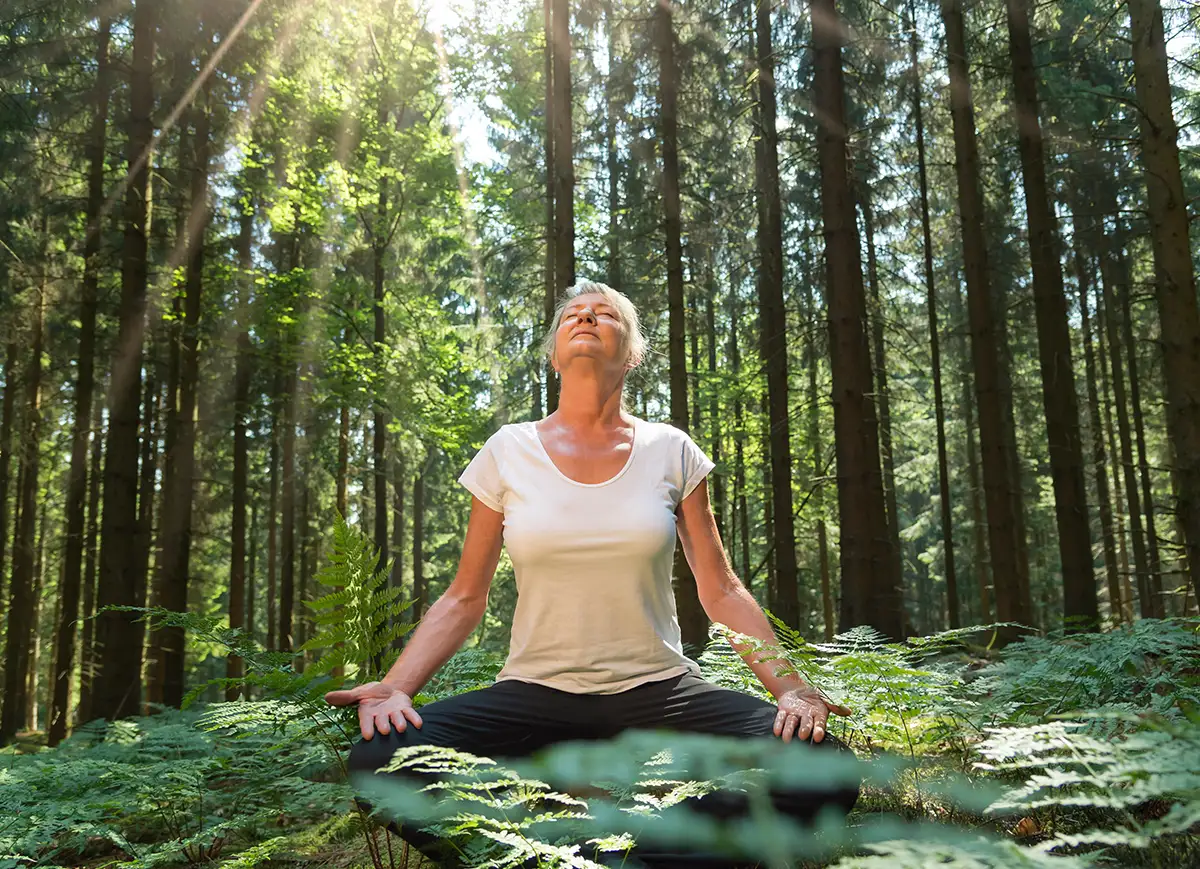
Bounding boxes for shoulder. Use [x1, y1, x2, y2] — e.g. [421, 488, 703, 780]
[637, 418, 696, 449]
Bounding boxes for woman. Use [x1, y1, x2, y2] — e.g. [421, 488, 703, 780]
[327, 281, 860, 867]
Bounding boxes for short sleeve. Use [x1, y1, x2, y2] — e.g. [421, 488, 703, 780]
[678, 429, 715, 501]
[458, 429, 507, 513]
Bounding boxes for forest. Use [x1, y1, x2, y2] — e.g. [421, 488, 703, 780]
[1, 0, 1199, 866]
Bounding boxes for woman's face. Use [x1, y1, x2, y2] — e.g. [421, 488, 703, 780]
[553, 293, 628, 375]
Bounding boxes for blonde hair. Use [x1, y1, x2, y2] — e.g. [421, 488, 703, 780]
[541, 281, 648, 370]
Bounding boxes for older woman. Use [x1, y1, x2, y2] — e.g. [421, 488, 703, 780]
[328, 281, 859, 867]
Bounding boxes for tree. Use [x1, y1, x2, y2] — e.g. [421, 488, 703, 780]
[92, 0, 159, 721]
[1003, 0, 1096, 630]
[1126, 0, 1200, 603]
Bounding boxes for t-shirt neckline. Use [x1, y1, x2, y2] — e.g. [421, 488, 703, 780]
[530, 417, 640, 488]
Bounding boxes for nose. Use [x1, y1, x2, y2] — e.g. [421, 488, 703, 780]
[577, 307, 597, 326]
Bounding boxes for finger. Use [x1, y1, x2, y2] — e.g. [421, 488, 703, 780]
[374, 711, 391, 736]
[812, 720, 826, 743]
[388, 709, 407, 733]
[773, 708, 787, 738]
[359, 705, 375, 741]
[796, 714, 814, 742]
[782, 713, 798, 743]
[828, 702, 852, 717]
[325, 689, 358, 706]
[402, 706, 423, 729]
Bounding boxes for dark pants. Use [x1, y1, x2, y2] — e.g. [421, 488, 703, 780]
[348, 671, 860, 867]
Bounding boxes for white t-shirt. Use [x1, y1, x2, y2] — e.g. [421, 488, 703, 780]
[457, 416, 715, 694]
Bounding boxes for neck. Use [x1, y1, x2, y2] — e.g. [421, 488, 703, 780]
[553, 366, 627, 429]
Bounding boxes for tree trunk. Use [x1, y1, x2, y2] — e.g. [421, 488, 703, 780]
[728, 283, 751, 588]
[138, 334, 162, 708]
[48, 17, 112, 746]
[0, 342, 16, 615]
[959, 288, 992, 623]
[337, 399, 349, 516]
[1097, 299, 1135, 622]
[159, 79, 212, 708]
[908, 0, 958, 628]
[1005, 0, 1096, 630]
[1119, 247, 1164, 610]
[27, 503, 46, 732]
[860, 190, 905, 632]
[228, 193, 254, 697]
[804, 265, 835, 641]
[266, 376, 279, 650]
[373, 88, 390, 598]
[1073, 223, 1122, 625]
[1127, 0, 1200, 599]
[941, 0, 1031, 634]
[552, 0, 574, 298]
[754, 0, 799, 629]
[657, 0, 707, 651]
[0, 289, 43, 744]
[92, 0, 157, 723]
[279, 362, 297, 652]
[412, 468, 426, 622]
[543, 0, 557, 413]
[247, 501, 258, 647]
[77, 393, 104, 723]
[392, 451, 406, 652]
[1099, 230, 1156, 617]
[705, 258, 723, 541]
[606, 0, 621, 291]
[813, 0, 899, 637]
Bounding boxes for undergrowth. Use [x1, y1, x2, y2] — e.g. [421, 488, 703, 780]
[2, 518, 1197, 868]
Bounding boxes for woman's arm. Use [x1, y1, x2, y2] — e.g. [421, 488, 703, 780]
[379, 495, 505, 696]
[676, 479, 849, 742]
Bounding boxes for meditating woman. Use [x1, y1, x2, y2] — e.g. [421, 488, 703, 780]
[327, 280, 860, 867]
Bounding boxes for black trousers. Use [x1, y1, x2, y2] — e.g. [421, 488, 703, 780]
[348, 670, 860, 867]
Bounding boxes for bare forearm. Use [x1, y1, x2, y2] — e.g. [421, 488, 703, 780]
[380, 592, 486, 696]
[702, 584, 808, 700]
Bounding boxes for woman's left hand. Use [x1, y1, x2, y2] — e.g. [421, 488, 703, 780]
[773, 686, 851, 744]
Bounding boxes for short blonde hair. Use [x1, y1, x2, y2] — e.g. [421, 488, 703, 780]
[541, 281, 647, 370]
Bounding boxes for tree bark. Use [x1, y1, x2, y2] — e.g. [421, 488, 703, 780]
[159, 77, 212, 707]
[77, 391, 105, 723]
[1099, 229, 1156, 617]
[0, 342, 16, 616]
[49, 17, 112, 746]
[138, 332, 162, 708]
[606, 0, 621, 292]
[279, 361, 297, 652]
[543, 0, 557, 413]
[1119, 247, 1164, 610]
[0, 289, 43, 744]
[228, 192, 254, 696]
[337, 398, 349, 516]
[412, 468, 426, 622]
[1097, 296, 1136, 622]
[266, 374, 279, 650]
[657, 0, 707, 651]
[92, 0, 158, 722]
[860, 190, 905, 632]
[908, 0, 958, 628]
[813, 0, 899, 637]
[940, 0, 1031, 634]
[755, 0, 800, 629]
[1004, 0, 1096, 630]
[1127, 0, 1200, 600]
[1072, 221, 1122, 625]
[552, 0, 574, 297]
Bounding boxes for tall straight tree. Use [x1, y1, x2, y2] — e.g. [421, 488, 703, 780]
[1127, 0, 1200, 601]
[752, 0, 799, 629]
[228, 191, 255, 696]
[1003, 0, 1096, 629]
[0, 291, 42, 745]
[605, 0, 622, 292]
[93, 0, 159, 721]
[542, 0, 557, 413]
[0, 343, 15, 608]
[49, 17, 113, 745]
[657, 0, 706, 650]
[907, 0, 958, 628]
[812, 0, 901, 638]
[940, 0, 1032, 632]
[159, 73, 213, 707]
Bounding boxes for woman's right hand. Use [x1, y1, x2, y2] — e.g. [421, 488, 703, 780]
[324, 681, 423, 740]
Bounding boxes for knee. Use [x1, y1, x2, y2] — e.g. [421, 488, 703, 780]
[348, 729, 415, 778]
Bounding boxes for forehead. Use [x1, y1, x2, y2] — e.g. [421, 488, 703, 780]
[564, 293, 614, 312]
